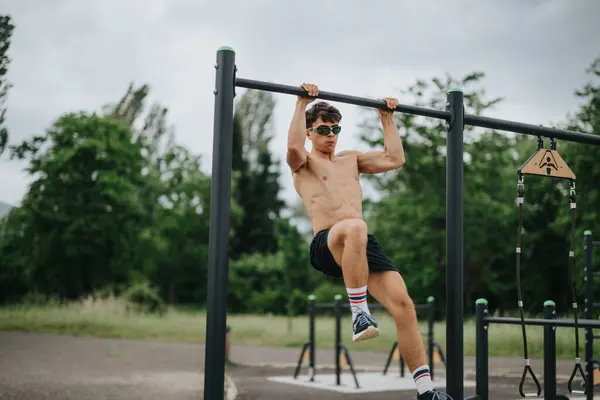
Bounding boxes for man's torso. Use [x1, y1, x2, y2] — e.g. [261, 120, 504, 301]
[292, 151, 363, 234]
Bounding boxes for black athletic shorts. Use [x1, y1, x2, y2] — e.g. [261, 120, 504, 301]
[309, 229, 400, 278]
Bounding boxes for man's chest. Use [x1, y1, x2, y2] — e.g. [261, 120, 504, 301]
[310, 158, 359, 183]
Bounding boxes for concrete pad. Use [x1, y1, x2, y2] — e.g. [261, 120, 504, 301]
[538, 397, 600, 400]
[267, 372, 476, 394]
[570, 397, 600, 399]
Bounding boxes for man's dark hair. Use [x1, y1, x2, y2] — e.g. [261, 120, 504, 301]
[305, 101, 342, 128]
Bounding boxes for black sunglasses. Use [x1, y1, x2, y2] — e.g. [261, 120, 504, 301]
[308, 125, 342, 135]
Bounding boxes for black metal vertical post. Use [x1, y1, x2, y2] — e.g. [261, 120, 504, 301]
[293, 294, 316, 380]
[401, 356, 405, 377]
[382, 342, 397, 375]
[543, 300, 557, 399]
[474, 299, 489, 400]
[334, 294, 342, 386]
[203, 46, 236, 400]
[446, 88, 465, 399]
[584, 230, 593, 400]
[308, 294, 316, 381]
[427, 296, 435, 380]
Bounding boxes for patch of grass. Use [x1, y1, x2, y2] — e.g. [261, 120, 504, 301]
[0, 295, 207, 343]
[0, 297, 594, 360]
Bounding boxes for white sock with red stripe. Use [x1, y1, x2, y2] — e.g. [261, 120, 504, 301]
[412, 365, 433, 394]
[346, 286, 370, 321]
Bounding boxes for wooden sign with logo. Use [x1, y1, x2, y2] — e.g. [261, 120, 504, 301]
[518, 148, 575, 180]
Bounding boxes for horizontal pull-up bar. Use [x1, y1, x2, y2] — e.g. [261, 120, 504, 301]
[236, 78, 450, 120]
[484, 316, 600, 329]
[236, 77, 600, 146]
[340, 302, 431, 310]
[464, 114, 600, 145]
[313, 301, 430, 310]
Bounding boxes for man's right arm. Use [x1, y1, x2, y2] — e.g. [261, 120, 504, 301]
[286, 99, 309, 172]
[287, 83, 318, 172]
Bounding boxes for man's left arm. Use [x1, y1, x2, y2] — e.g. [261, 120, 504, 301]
[357, 98, 406, 174]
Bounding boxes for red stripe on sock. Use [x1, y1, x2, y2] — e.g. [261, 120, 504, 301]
[415, 373, 430, 381]
[348, 291, 367, 296]
[349, 299, 366, 304]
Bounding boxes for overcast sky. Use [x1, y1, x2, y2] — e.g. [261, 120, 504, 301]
[1, 0, 599, 209]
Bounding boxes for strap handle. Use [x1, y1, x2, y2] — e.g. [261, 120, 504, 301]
[568, 358, 587, 395]
[519, 361, 541, 397]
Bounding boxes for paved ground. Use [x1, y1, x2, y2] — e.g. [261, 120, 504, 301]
[0, 331, 208, 400]
[0, 331, 594, 399]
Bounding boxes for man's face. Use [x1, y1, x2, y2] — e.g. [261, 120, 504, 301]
[307, 118, 340, 153]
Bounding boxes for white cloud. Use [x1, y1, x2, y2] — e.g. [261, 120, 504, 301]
[1, 0, 599, 209]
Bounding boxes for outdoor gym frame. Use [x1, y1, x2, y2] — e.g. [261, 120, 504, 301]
[204, 46, 600, 400]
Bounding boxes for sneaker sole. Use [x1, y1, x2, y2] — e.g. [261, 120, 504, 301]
[352, 325, 380, 342]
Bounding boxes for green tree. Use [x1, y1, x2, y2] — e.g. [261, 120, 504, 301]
[356, 61, 600, 316]
[230, 90, 285, 257]
[0, 205, 31, 302]
[102, 82, 174, 228]
[548, 55, 600, 311]
[102, 83, 237, 305]
[151, 145, 214, 304]
[230, 113, 252, 256]
[493, 56, 600, 315]
[358, 72, 519, 313]
[2, 113, 149, 299]
[275, 218, 318, 316]
[0, 15, 15, 157]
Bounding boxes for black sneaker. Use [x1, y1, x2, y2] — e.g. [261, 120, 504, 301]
[417, 390, 453, 400]
[351, 310, 379, 342]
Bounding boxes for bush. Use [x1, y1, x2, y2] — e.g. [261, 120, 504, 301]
[311, 280, 346, 303]
[286, 288, 310, 316]
[228, 251, 285, 313]
[250, 289, 286, 314]
[122, 281, 166, 315]
[19, 292, 63, 307]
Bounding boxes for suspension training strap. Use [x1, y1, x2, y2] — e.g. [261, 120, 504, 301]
[516, 173, 542, 397]
[568, 179, 587, 394]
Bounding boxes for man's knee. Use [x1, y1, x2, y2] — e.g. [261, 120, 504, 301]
[328, 219, 368, 247]
[327, 219, 368, 265]
[390, 293, 417, 321]
[341, 219, 368, 244]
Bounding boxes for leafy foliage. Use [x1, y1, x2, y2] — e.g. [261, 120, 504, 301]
[230, 90, 286, 258]
[0, 14, 14, 157]
[358, 61, 600, 315]
[3, 112, 148, 300]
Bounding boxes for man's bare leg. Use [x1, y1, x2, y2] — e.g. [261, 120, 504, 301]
[327, 218, 379, 342]
[368, 270, 435, 396]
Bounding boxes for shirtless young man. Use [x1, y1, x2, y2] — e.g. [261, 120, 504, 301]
[287, 83, 449, 400]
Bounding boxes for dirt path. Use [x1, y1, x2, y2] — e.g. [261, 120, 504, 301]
[0, 331, 592, 399]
